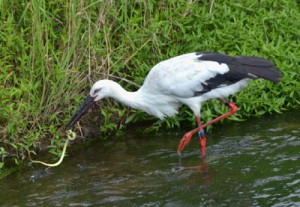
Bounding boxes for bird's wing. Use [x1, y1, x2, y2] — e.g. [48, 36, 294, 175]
[141, 52, 280, 98]
[197, 52, 281, 83]
[141, 53, 231, 98]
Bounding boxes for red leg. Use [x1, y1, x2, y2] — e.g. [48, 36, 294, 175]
[196, 116, 206, 159]
[177, 99, 238, 156]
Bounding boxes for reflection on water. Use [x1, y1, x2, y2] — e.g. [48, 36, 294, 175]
[1, 111, 300, 206]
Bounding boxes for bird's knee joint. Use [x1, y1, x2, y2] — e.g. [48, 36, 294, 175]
[229, 102, 238, 112]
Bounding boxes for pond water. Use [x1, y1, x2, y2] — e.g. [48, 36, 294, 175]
[1, 110, 300, 206]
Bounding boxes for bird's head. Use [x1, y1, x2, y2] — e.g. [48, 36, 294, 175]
[90, 79, 117, 101]
[64, 79, 116, 131]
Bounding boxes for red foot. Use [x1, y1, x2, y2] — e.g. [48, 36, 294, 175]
[177, 130, 195, 155]
[177, 130, 207, 159]
[176, 100, 239, 157]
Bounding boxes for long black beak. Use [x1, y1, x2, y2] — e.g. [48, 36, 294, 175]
[64, 95, 96, 131]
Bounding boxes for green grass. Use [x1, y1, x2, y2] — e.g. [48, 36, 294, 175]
[1, 0, 300, 170]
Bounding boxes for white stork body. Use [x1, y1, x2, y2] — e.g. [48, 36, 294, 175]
[66, 52, 281, 158]
[132, 53, 248, 118]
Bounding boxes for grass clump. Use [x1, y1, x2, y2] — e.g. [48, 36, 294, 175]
[0, 0, 300, 170]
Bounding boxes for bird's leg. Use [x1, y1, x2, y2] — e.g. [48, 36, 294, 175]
[196, 116, 206, 159]
[177, 99, 238, 156]
[177, 116, 207, 158]
[202, 98, 238, 127]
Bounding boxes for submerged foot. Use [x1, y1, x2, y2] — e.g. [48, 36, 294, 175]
[177, 131, 195, 155]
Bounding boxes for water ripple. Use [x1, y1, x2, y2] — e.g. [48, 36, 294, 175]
[1, 111, 300, 206]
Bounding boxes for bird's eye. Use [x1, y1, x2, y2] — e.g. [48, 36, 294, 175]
[93, 88, 101, 95]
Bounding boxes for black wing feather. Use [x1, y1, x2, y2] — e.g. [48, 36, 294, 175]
[197, 52, 281, 83]
[193, 52, 282, 96]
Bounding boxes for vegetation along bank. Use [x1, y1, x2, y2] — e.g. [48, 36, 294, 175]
[1, 1, 299, 173]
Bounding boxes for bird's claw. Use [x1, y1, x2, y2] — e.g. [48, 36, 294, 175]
[177, 131, 193, 155]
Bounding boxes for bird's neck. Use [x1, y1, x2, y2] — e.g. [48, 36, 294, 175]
[109, 83, 142, 109]
[109, 82, 180, 119]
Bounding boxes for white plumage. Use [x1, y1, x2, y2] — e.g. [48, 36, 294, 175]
[66, 52, 281, 158]
[91, 53, 249, 118]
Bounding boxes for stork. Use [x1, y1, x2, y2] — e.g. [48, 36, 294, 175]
[65, 52, 281, 159]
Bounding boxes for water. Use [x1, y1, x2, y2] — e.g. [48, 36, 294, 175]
[1, 111, 300, 206]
